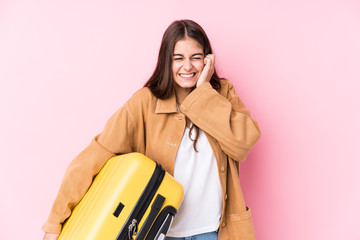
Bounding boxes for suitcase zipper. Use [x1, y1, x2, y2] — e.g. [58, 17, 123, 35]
[116, 164, 165, 240]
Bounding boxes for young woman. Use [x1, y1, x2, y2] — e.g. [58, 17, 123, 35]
[42, 19, 261, 240]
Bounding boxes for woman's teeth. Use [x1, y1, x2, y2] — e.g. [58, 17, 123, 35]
[180, 73, 195, 77]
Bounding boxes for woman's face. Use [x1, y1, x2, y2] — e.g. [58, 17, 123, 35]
[172, 37, 205, 91]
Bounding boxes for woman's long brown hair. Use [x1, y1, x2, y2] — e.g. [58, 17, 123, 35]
[144, 19, 222, 151]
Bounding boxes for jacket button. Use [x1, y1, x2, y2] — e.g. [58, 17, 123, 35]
[224, 194, 228, 200]
[220, 166, 225, 172]
[222, 222, 226, 227]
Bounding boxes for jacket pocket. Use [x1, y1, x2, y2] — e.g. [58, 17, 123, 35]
[229, 207, 256, 240]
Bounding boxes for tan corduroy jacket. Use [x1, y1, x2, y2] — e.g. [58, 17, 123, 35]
[42, 79, 261, 240]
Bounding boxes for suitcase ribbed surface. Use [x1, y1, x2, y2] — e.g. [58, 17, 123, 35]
[58, 153, 183, 240]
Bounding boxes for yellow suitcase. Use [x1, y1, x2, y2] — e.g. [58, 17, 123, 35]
[58, 153, 184, 240]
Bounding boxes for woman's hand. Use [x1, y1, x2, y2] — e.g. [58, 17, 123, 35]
[196, 54, 215, 87]
[43, 233, 59, 240]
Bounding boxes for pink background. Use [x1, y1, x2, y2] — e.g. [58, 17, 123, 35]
[1, 0, 359, 239]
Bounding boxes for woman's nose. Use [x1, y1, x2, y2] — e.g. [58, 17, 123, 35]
[183, 60, 193, 71]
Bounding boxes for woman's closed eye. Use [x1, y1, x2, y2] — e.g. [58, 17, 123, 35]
[173, 57, 202, 61]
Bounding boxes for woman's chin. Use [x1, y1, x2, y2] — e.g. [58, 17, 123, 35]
[174, 80, 197, 90]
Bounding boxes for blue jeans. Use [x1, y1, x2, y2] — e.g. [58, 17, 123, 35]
[166, 231, 218, 240]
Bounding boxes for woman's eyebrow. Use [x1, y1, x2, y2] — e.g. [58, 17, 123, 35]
[173, 53, 204, 57]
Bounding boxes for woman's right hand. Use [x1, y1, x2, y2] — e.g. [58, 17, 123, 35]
[43, 233, 59, 240]
[196, 54, 215, 87]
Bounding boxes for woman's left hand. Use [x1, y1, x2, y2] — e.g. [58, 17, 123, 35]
[196, 54, 215, 87]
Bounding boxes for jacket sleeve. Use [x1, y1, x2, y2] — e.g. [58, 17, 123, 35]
[180, 80, 261, 162]
[42, 103, 136, 233]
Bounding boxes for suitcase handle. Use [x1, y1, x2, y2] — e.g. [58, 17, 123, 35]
[153, 214, 174, 240]
[145, 206, 177, 240]
[135, 194, 165, 240]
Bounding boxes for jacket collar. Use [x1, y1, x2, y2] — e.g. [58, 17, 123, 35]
[155, 90, 178, 114]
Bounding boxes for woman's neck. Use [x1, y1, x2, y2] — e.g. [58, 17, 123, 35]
[174, 86, 192, 106]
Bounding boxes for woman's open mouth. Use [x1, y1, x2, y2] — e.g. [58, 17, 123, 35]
[179, 73, 196, 80]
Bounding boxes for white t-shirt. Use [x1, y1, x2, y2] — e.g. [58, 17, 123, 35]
[166, 125, 223, 237]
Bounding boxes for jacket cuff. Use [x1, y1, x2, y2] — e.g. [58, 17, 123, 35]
[41, 221, 62, 234]
[180, 82, 214, 113]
